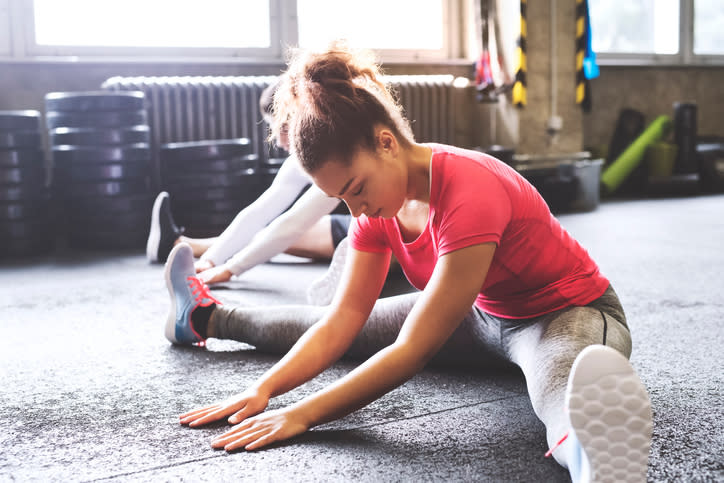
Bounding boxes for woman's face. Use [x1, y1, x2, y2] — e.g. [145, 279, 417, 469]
[311, 136, 408, 219]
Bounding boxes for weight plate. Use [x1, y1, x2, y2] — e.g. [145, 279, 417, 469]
[160, 138, 252, 162]
[161, 154, 257, 174]
[46, 110, 147, 129]
[0, 111, 42, 131]
[0, 165, 46, 185]
[0, 185, 48, 202]
[0, 200, 48, 221]
[60, 179, 149, 199]
[0, 149, 44, 168]
[0, 219, 46, 238]
[49, 126, 150, 146]
[0, 130, 42, 149]
[52, 144, 151, 164]
[68, 229, 147, 250]
[55, 161, 149, 182]
[163, 170, 255, 189]
[67, 193, 153, 215]
[167, 186, 248, 202]
[45, 91, 145, 112]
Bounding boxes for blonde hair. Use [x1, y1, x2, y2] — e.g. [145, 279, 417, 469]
[271, 41, 414, 173]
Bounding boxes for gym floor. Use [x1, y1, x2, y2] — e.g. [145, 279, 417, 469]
[2, 194, 722, 482]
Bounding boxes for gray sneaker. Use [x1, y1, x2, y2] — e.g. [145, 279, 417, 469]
[147, 191, 183, 263]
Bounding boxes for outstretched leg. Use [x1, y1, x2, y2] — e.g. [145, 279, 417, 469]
[503, 287, 651, 481]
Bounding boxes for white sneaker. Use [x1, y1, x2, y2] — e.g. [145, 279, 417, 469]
[306, 237, 348, 306]
[565, 344, 653, 483]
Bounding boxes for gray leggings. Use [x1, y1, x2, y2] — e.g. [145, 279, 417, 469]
[211, 285, 631, 468]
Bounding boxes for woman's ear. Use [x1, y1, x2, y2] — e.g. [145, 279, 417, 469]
[377, 129, 397, 155]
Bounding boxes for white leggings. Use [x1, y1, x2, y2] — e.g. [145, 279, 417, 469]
[211, 285, 631, 468]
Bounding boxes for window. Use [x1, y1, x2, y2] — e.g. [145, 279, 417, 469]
[694, 0, 724, 55]
[0, 0, 10, 55]
[33, 0, 269, 49]
[1, 0, 456, 62]
[590, 0, 678, 55]
[297, 0, 445, 57]
[589, 0, 724, 64]
[28, 0, 272, 57]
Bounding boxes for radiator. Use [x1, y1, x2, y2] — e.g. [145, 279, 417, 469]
[101, 74, 459, 188]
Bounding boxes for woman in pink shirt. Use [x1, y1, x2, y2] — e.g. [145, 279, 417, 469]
[163, 43, 652, 482]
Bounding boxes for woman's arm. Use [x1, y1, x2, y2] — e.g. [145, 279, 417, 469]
[220, 185, 341, 277]
[181, 246, 391, 427]
[199, 156, 312, 267]
[212, 242, 496, 451]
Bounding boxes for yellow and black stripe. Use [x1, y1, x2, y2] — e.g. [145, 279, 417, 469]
[512, 0, 527, 108]
[575, 0, 591, 111]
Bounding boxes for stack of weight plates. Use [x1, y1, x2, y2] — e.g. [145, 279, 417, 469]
[46, 91, 153, 249]
[0, 110, 50, 257]
[159, 139, 258, 237]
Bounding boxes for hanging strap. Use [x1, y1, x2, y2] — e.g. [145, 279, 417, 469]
[512, 0, 527, 108]
[575, 0, 592, 112]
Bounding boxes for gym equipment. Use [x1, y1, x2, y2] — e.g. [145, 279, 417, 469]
[0, 149, 44, 167]
[46, 110, 147, 129]
[52, 144, 151, 164]
[46, 90, 153, 249]
[514, 153, 603, 213]
[160, 139, 252, 162]
[0, 131, 42, 149]
[601, 115, 672, 195]
[50, 126, 150, 146]
[0, 111, 41, 131]
[696, 137, 724, 192]
[45, 91, 145, 112]
[0, 111, 50, 256]
[160, 139, 258, 236]
[673, 102, 698, 174]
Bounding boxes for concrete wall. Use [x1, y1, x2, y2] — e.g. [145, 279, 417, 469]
[583, 66, 724, 152]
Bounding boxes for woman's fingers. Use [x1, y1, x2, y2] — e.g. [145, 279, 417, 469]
[179, 406, 221, 425]
[243, 432, 277, 451]
[179, 405, 217, 419]
[180, 401, 242, 426]
[214, 426, 269, 451]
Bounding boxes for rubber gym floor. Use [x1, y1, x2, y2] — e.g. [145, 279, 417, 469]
[2, 194, 722, 482]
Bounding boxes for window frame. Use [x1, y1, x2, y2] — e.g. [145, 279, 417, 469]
[594, 0, 724, 66]
[1, 0, 463, 63]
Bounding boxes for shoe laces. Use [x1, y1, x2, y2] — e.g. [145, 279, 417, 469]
[187, 276, 222, 307]
[544, 431, 569, 458]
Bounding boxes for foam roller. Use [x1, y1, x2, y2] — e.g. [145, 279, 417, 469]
[601, 115, 672, 194]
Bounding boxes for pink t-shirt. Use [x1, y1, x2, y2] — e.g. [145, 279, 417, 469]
[350, 143, 610, 319]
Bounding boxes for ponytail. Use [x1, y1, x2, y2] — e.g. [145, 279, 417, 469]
[271, 41, 414, 173]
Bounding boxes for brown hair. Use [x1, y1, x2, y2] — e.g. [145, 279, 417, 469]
[271, 42, 414, 173]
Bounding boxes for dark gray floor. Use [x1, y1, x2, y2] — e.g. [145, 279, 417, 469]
[2, 194, 723, 482]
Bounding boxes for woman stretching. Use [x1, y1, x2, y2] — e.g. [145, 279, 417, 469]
[163, 43, 652, 482]
[146, 79, 352, 303]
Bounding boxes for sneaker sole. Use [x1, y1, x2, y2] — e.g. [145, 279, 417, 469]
[146, 192, 166, 262]
[163, 243, 185, 344]
[567, 345, 652, 483]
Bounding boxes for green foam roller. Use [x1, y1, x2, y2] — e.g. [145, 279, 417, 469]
[601, 115, 672, 194]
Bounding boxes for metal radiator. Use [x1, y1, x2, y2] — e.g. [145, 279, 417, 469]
[101, 74, 459, 188]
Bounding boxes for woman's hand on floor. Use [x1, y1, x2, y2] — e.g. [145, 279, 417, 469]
[179, 390, 269, 428]
[197, 265, 233, 284]
[210, 407, 309, 452]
